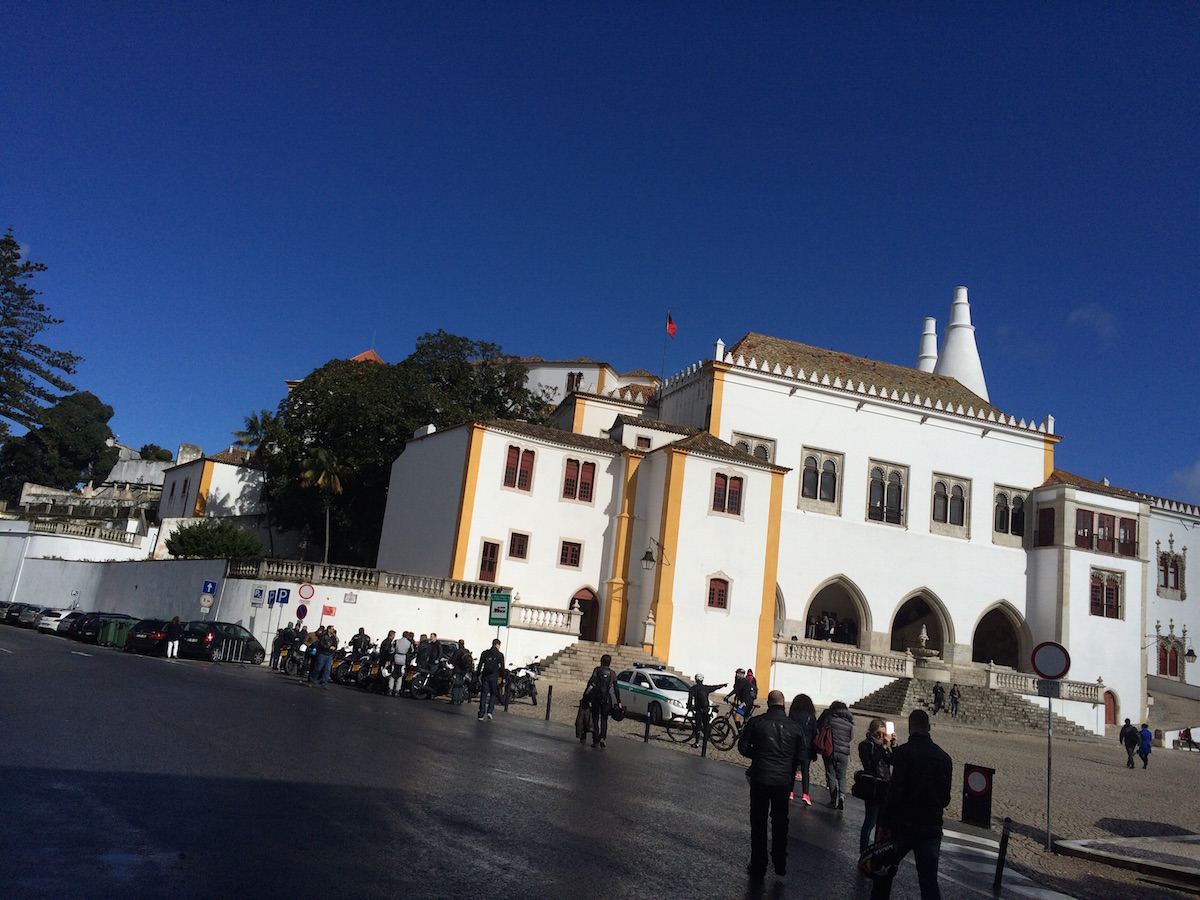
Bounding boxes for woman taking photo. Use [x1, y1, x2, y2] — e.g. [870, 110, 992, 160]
[857, 717, 895, 852]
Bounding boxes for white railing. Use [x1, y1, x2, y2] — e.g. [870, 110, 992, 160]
[985, 664, 1101, 704]
[226, 557, 508, 606]
[29, 519, 140, 545]
[512, 603, 581, 635]
[772, 638, 914, 678]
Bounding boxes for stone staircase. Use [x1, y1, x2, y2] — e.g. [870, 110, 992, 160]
[851, 678, 1096, 739]
[534, 640, 684, 683]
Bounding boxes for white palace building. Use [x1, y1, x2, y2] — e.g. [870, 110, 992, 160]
[378, 287, 1198, 734]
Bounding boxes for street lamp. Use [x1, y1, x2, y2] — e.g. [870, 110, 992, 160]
[641, 537, 670, 571]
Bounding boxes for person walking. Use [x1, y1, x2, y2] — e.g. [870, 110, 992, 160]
[164, 616, 182, 659]
[1118, 718, 1139, 768]
[931, 683, 945, 716]
[870, 709, 953, 900]
[858, 718, 895, 853]
[738, 690, 805, 880]
[585, 653, 622, 748]
[787, 693, 817, 805]
[687, 674, 726, 748]
[477, 638, 504, 721]
[948, 685, 961, 718]
[1138, 723, 1153, 769]
[817, 700, 855, 809]
[307, 625, 338, 688]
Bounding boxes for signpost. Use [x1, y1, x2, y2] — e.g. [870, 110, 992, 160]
[489, 592, 511, 640]
[295, 603, 307, 621]
[1031, 641, 1071, 852]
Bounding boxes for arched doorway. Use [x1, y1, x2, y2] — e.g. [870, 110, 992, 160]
[1104, 690, 1117, 726]
[971, 604, 1027, 669]
[572, 588, 599, 642]
[890, 593, 948, 653]
[805, 577, 869, 647]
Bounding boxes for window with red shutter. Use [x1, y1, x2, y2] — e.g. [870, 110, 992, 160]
[517, 449, 534, 491]
[707, 578, 728, 609]
[1089, 574, 1103, 616]
[1075, 510, 1093, 549]
[559, 541, 581, 567]
[562, 459, 579, 499]
[503, 446, 520, 488]
[479, 542, 499, 582]
[726, 477, 742, 515]
[1037, 507, 1055, 546]
[713, 474, 727, 513]
[1159, 646, 1169, 675]
[1118, 518, 1136, 556]
[1096, 514, 1115, 553]
[579, 462, 595, 502]
[508, 533, 528, 559]
[1169, 648, 1179, 677]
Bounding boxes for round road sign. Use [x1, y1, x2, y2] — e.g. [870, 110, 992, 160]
[295, 603, 308, 621]
[298, 583, 315, 600]
[966, 769, 990, 795]
[199, 593, 214, 608]
[1031, 641, 1070, 680]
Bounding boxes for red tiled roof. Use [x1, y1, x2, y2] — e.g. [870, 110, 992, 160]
[1039, 468, 1142, 501]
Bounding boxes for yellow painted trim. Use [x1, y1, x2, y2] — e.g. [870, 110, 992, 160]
[597, 367, 608, 394]
[756, 469, 785, 682]
[602, 451, 642, 644]
[1043, 436, 1055, 482]
[650, 447, 687, 661]
[571, 396, 587, 434]
[449, 424, 487, 580]
[193, 461, 215, 517]
[708, 362, 730, 437]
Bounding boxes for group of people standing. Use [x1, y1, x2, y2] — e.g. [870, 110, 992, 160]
[737, 692, 952, 899]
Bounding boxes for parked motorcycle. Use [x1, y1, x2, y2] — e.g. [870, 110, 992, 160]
[412, 657, 456, 701]
[503, 657, 540, 706]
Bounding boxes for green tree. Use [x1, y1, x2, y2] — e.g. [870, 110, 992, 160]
[165, 519, 263, 559]
[232, 409, 275, 457]
[0, 230, 82, 439]
[139, 443, 173, 461]
[301, 448, 343, 564]
[253, 332, 545, 566]
[0, 391, 119, 502]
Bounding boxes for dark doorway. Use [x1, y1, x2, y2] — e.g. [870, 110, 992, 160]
[573, 588, 598, 642]
[972, 607, 1021, 668]
[890, 595, 943, 653]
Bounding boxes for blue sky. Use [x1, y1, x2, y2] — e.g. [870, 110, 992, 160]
[4, 3, 1198, 501]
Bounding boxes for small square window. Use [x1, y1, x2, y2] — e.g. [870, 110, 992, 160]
[559, 541, 581, 568]
[636, 436, 651, 449]
[508, 533, 529, 560]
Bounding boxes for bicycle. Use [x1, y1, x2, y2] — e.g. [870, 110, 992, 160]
[664, 703, 720, 744]
[708, 700, 757, 751]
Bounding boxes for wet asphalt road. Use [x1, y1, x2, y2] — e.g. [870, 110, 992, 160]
[1, 625, 1055, 900]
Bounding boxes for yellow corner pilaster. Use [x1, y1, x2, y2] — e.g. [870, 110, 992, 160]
[194, 460, 215, 517]
[650, 447, 687, 662]
[571, 396, 587, 434]
[449, 423, 486, 580]
[708, 362, 729, 437]
[756, 469, 785, 683]
[1044, 436, 1056, 482]
[602, 451, 642, 644]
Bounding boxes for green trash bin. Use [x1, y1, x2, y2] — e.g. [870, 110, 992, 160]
[98, 617, 118, 646]
[112, 619, 134, 650]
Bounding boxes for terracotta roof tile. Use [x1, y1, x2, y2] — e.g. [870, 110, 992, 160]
[483, 420, 622, 455]
[1040, 468, 1142, 501]
[613, 415, 700, 437]
[725, 332, 1008, 420]
[671, 431, 789, 472]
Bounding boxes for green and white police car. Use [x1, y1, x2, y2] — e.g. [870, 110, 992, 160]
[614, 663, 693, 725]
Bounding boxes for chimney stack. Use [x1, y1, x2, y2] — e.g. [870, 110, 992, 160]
[916, 317, 939, 372]
[933, 286, 990, 402]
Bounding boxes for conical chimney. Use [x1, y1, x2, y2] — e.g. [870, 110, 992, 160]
[933, 286, 990, 402]
[916, 317, 938, 372]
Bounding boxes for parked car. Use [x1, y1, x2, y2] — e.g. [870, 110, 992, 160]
[614, 663, 694, 724]
[4, 602, 35, 625]
[179, 620, 265, 665]
[0, 601, 12, 619]
[56, 611, 85, 635]
[16, 604, 46, 628]
[125, 618, 169, 655]
[35, 608, 69, 633]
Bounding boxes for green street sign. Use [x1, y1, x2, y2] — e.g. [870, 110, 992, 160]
[489, 592, 511, 626]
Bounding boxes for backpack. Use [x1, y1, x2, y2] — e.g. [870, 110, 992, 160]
[814, 723, 834, 759]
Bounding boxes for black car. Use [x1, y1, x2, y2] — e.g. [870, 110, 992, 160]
[4, 603, 36, 626]
[125, 618, 169, 655]
[56, 611, 85, 635]
[179, 620, 265, 665]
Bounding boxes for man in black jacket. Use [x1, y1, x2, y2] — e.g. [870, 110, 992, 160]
[871, 708, 953, 900]
[737, 690, 804, 879]
[476, 639, 504, 721]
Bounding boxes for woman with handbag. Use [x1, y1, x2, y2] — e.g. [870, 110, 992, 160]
[817, 700, 855, 809]
[787, 693, 817, 805]
[856, 718, 895, 853]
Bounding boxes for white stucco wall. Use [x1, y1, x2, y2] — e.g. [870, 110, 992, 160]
[376, 426, 470, 575]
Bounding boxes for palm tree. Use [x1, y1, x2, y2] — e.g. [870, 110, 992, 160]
[301, 448, 343, 564]
[233, 409, 275, 456]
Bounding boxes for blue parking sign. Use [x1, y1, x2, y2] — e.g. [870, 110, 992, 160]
[277, 588, 290, 605]
[267, 590, 277, 606]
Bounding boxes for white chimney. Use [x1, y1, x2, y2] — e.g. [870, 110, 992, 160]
[933, 286, 990, 402]
[414, 424, 437, 439]
[715, 338, 725, 361]
[916, 317, 938, 372]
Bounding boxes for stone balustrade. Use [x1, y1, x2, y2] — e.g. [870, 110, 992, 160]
[30, 519, 139, 545]
[512, 603, 581, 634]
[773, 638, 914, 678]
[226, 557, 508, 605]
[986, 664, 1101, 704]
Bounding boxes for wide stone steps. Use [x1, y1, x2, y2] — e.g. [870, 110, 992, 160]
[852, 678, 1095, 738]
[535, 640, 683, 682]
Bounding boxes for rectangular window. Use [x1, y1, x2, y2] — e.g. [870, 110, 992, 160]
[578, 462, 595, 502]
[504, 446, 520, 488]
[1118, 518, 1136, 556]
[636, 436, 651, 449]
[517, 450, 534, 491]
[707, 578, 728, 610]
[798, 448, 843, 513]
[867, 461, 907, 526]
[1090, 570, 1123, 619]
[479, 541, 499, 582]
[1096, 514, 1115, 553]
[559, 541, 581, 568]
[726, 477, 742, 515]
[711, 472, 744, 515]
[713, 474, 727, 512]
[1036, 508, 1055, 547]
[1074, 509, 1093, 549]
[508, 533, 528, 560]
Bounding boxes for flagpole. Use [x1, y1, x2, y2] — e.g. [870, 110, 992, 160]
[660, 309, 670, 391]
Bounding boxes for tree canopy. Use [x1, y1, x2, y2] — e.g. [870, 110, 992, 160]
[0, 391, 119, 503]
[165, 518, 263, 559]
[0, 230, 82, 439]
[245, 331, 550, 566]
[139, 443, 173, 461]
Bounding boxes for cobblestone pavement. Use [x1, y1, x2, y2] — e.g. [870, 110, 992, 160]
[503, 678, 1200, 899]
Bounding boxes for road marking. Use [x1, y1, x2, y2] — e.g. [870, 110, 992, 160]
[71, 651, 95, 657]
[0, 647, 12, 654]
